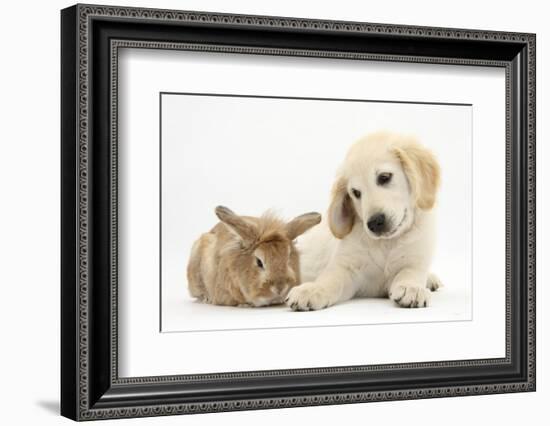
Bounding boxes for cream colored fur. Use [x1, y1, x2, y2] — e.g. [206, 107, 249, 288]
[287, 132, 442, 310]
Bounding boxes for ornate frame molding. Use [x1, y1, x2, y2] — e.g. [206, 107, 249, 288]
[61, 4, 535, 421]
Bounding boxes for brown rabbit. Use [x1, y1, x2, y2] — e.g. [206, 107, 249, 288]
[187, 206, 321, 307]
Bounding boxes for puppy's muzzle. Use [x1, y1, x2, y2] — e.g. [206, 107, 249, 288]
[367, 213, 386, 235]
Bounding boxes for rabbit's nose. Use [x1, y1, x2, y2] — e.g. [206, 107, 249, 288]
[270, 284, 287, 296]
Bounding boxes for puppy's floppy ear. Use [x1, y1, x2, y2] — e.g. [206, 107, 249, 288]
[394, 143, 441, 210]
[215, 206, 257, 243]
[328, 177, 356, 239]
[286, 212, 322, 240]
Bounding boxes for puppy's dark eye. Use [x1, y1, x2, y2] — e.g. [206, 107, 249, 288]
[377, 173, 393, 186]
[351, 188, 361, 199]
[255, 257, 264, 269]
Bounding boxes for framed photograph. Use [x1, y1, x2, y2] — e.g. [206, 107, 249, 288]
[61, 4, 536, 421]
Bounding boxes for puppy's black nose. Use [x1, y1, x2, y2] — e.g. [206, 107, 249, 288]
[367, 213, 386, 234]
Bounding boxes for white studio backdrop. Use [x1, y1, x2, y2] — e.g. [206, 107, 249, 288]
[3, 1, 549, 425]
[117, 48, 505, 377]
[161, 93, 472, 332]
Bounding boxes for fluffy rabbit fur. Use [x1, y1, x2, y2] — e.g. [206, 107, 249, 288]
[187, 206, 321, 307]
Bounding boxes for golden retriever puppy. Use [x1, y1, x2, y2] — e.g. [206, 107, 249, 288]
[287, 132, 442, 310]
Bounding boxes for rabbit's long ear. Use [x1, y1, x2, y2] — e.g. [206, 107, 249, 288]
[215, 206, 257, 243]
[328, 177, 356, 239]
[286, 212, 322, 240]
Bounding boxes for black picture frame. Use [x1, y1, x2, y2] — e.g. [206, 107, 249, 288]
[61, 4, 536, 421]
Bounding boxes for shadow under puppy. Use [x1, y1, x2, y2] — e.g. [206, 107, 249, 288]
[187, 206, 321, 307]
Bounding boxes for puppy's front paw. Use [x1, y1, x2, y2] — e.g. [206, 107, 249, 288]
[389, 285, 431, 308]
[426, 273, 443, 292]
[286, 282, 333, 311]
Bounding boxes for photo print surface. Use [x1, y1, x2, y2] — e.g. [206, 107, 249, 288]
[160, 93, 473, 333]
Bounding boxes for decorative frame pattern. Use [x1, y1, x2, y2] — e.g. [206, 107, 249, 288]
[61, 3, 536, 421]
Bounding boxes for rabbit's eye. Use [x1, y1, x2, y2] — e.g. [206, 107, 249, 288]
[255, 257, 264, 269]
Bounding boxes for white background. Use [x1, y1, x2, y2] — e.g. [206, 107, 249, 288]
[161, 94, 473, 332]
[120, 50, 505, 377]
[0, 0, 547, 425]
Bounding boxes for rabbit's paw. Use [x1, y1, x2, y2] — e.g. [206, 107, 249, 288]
[286, 282, 334, 311]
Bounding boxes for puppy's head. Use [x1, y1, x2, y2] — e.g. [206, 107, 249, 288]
[329, 132, 440, 240]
